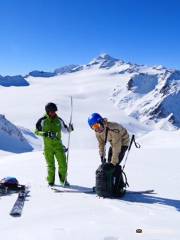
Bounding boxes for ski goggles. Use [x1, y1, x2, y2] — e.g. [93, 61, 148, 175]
[91, 123, 102, 131]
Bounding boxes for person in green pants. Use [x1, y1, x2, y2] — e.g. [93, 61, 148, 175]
[35, 102, 73, 186]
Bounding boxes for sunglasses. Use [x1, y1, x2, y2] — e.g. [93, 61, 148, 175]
[91, 123, 102, 131]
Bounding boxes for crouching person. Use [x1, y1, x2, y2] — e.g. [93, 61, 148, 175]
[88, 113, 129, 197]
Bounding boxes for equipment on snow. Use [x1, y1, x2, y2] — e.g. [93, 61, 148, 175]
[0, 177, 18, 188]
[95, 163, 128, 198]
[0, 177, 30, 217]
[0, 177, 24, 194]
[51, 185, 154, 195]
[50, 184, 95, 193]
[10, 186, 30, 217]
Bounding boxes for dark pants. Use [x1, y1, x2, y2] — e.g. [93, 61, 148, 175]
[108, 146, 128, 165]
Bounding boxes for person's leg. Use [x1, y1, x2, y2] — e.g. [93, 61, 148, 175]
[44, 148, 55, 185]
[54, 147, 67, 184]
[118, 146, 128, 164]
[113, 165, 125, 195]
[107, 147, 112, 163]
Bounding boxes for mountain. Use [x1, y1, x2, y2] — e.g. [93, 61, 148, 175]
[0, 114, 37, 153]
[109, 63, 180, 129]
[52, 53, 180, 129]
[87, 53, 120, 68]
[54, 64, 79, 74]
[28, 70, 56, 78]
[1, 53, 180, 129]
[0, 75, 29, 87]
[52, 53, 178, 129]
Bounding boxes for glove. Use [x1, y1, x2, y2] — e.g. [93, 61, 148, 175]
[101, 156, 106, 164]
[109, 162, 116, 168]
[62, 145, 68, 152]
[43, 131, 57, 139]
[111, 162, 117, 167]
[43, 132, 48, 137]
[69, 123, 74, 131]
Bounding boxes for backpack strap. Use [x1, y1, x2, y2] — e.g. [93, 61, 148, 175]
[104, 127, 109, 145]
[122, 170, 129, 187]
[102, 127, 109, 163]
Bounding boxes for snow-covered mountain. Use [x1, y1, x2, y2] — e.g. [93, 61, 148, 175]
[1, 54, 180, 129]
[27, 70, 56, 78]
[50, 53, 180, 129]
[0, 75, 29, 87]
[54, 64, 79, 75]
[0, 114, 38, 153]
[110, 65, 180, 129]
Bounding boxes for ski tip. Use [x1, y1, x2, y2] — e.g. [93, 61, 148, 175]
[10, 212, 21, 217]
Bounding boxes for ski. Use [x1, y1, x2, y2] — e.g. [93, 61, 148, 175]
[10, 186, 30, 217]
[126, 189, 155, 194]
[51, 186, 94, 194]
[51, 187, 155, 195]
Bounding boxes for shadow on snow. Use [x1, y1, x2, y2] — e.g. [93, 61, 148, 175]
[122, 191, 180, 212]
[61, 184, 180, 212]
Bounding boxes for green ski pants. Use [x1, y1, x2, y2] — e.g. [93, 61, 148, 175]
[44, 146, 67, 184]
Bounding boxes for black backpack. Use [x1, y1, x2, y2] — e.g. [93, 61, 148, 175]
[95, 163, 128, 198]
[0, 177, 24, 193]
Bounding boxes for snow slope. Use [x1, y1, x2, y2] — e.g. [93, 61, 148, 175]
[0, 55, 180, 240]
[0, 138, 180, 240]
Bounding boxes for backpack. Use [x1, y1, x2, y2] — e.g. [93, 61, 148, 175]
[95, 163, 128, 198]
[0, 177, 19, 190]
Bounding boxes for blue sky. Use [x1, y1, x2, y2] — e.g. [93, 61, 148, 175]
[0, 0, 180, 75]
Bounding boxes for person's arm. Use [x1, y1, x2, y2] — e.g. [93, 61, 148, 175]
[110, 123, 129, 165]
[111, 133, 122, 166]
[96, 134, 105, 161]
[111, 140, 122, 165]
[35, 117, 46, 137]
[59, 118, 74, 133]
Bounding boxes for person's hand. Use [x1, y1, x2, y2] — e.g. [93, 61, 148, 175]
[43, 132, 57, 139]
[110, 162, 117, 167]
[43, 132, 48, 137]
[62, 145, 68, 152]
[69, 123, 74, 131]
[101, 156, 106, 163]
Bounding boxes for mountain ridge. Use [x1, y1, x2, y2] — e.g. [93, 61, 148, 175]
[1, 53, 180, 128]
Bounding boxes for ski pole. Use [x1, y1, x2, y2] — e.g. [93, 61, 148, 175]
[63, 96, 73, 185]
[122, 134, 141, 170]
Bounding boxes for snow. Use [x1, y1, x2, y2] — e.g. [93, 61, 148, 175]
[130, 73, 158, 94]
[0, 56, 180, 240]
[54, 65, 79, 75]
